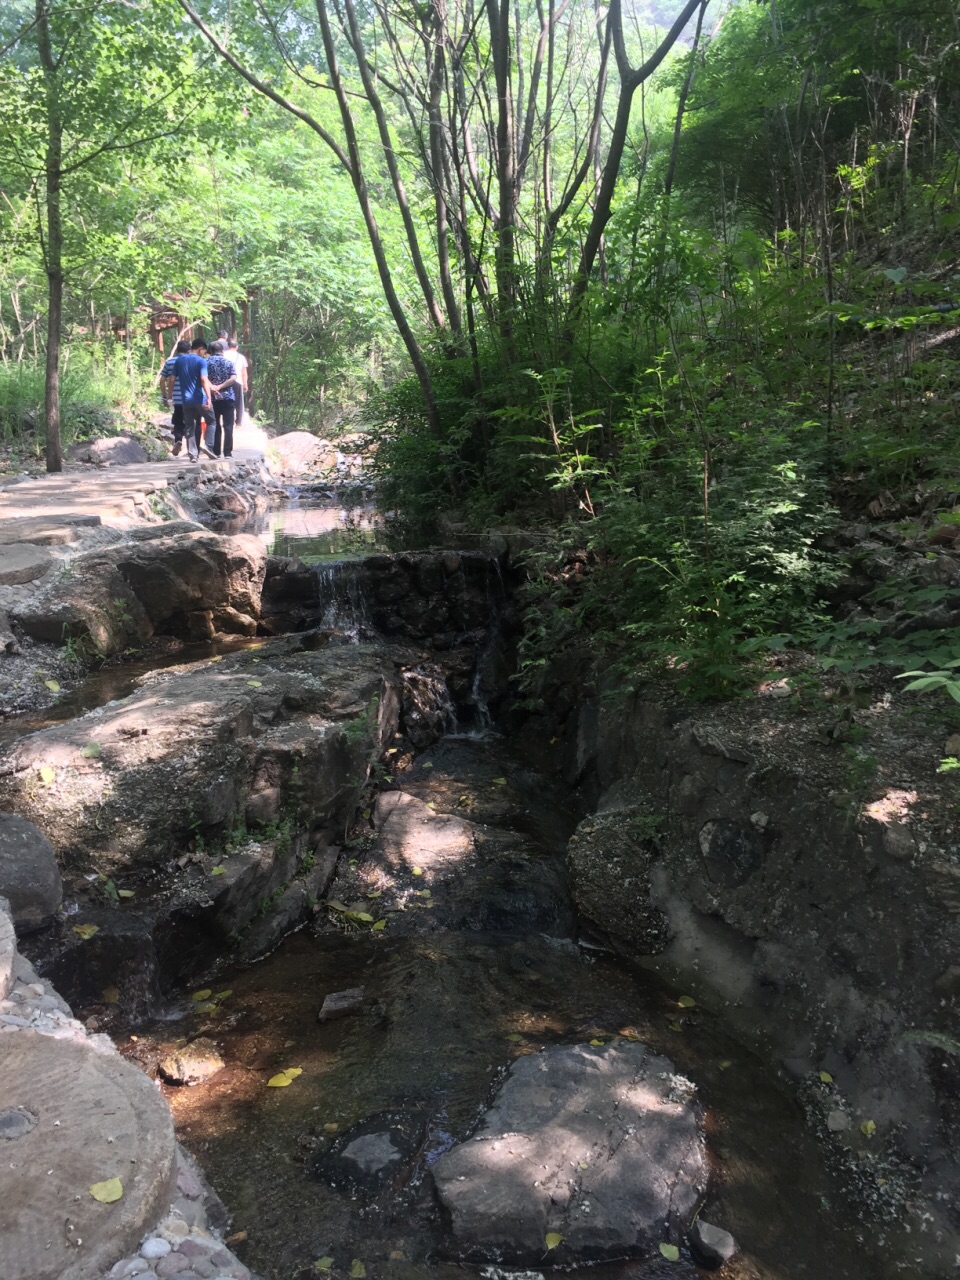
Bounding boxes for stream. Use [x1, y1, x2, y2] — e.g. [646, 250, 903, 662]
[2, 492, 919, 1280]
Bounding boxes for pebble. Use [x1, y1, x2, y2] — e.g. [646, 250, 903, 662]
[157, 1256, 191, 1277]
[141, 1237, 173, 1260]
[190, 1262, 216, 1279]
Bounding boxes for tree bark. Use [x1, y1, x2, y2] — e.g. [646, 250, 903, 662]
[36, 0, 63, 473]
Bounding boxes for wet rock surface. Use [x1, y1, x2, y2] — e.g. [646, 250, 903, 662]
[433, 1041, 705, 1264]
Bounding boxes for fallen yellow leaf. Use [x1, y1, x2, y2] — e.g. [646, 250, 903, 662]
[667, 1020, 683, 1033]
[412, 866, 424, 876]
[44, 679, 60, 693]
[861, 1119, 876, 1137]
[323, 1122, 339, 1133]
[267, 1067, 303, 1088]
[544, 1233, 563, 1251]
[89, 1178, 123, 1203]
[819, 1071, 834, 1084]
[247, 680, 263, 688]
[314, 1259, 334, 1273]
[39, 766, 56, 785]
[589, 1039, 605, 1047]
[350, 1261, 366, 1279]
[372, 919, 386, 932]
[210, 865, 226, 876]
[659, 1242, 680, 1261]
[677, 995, 696, 1008]
[117, 888, 135, 899]
[191, 989, 213, 1002]
[73, 924, 99, 940]
[719, 1059, 732, 1070]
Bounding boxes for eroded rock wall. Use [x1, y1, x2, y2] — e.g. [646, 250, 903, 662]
[563, 688, 960, 1264]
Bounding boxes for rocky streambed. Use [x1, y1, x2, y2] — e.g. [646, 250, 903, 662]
[0, 478, 956, 1280]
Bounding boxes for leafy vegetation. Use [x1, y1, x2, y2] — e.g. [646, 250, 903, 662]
[2, 0, 959, 693]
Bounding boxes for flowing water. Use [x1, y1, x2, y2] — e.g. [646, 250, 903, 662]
[2, 493, 924, 1280]
[122, 736, 905, 1280]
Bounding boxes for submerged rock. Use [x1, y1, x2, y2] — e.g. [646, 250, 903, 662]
[432, 1040, 705, 1264]
[688, 1219, 738, 1269]
[159, 1037, 225, 1086]
[318, 987, 364, 1022]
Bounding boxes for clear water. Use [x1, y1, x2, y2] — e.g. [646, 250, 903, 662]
[121, 738, 914, 1280]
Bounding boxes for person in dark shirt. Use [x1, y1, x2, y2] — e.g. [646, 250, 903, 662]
[206, 341, 239, 458]
[174, 339, 214, 462]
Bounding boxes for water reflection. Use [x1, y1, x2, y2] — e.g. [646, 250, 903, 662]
[215, 495, 386, 562]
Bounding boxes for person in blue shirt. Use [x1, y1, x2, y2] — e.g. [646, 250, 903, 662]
[160, 339, 191, 455]
[174, 338, 215, 462]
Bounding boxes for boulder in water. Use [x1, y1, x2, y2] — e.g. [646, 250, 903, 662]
[432, 1040, 705, 1264]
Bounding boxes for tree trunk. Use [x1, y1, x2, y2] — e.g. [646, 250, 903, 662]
[36, 0, 63, 473]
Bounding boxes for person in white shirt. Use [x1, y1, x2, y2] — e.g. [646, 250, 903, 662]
[224, 340, 250, 427]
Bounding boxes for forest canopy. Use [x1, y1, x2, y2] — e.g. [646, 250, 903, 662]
[1, 0, 958, 692]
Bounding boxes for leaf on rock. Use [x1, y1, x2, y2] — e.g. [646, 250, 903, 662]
[365, 890, 382, 899]
[215, 989, 233, 1000]
[345, 911, 374, 924]
[421, 762, 433, 769]
[327, 901, 349, 913]
[819, 1071, 834, 1084]
[39, 766, 56, 785]
[667, 1020, 683, 1033]
[210, 865, 226, 876]
[73, 924, 99, 940]
[314, 1259, 334, 1273]
[412, 866, 424, 877]
[247, 680, 263, 688]
[492, 777, 507, 785]
[719, 1059, 732, 1070]
[350, 1261, 366, 1279]
[89, 1178, 123, 1203]
[43, 679, 60, 692]
[191, 989, 213, 1002]
[861, 1119, 877, 1137]
[507, 1033, 525, 1043]
[117, 888, 135, 899]
[323, 1122, 339, 1133]
[544, 1233, 563, 1251]
[80, 742, 102, 759]
[267, 1067, 303, 1088]
[658, 1243, 680, 1262]
[372, 919, 386, 931]
[589, 1039, 605, 1047]
[677, 995, 696, 1008]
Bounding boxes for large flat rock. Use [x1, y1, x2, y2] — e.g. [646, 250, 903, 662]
[0, 1029, 176, 1280]
[0, 542, 53, 585]
[0, 641, 401, 875]
[433, 1041, 705, 1264]
[11, 530, 267, 654]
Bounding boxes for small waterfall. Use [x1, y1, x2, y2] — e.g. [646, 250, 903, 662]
[311, 560, 373, 642]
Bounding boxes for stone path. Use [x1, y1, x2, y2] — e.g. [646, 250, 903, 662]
[0, 423, 269, 533]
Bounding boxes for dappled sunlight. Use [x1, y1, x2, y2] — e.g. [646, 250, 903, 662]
[863, 789, 919, 825]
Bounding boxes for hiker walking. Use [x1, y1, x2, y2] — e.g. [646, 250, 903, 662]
[174, 338, 215, 462]
[207, 340, 238, 458]
[224, 339, 249, 427]
[161, 339, 191, 455]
